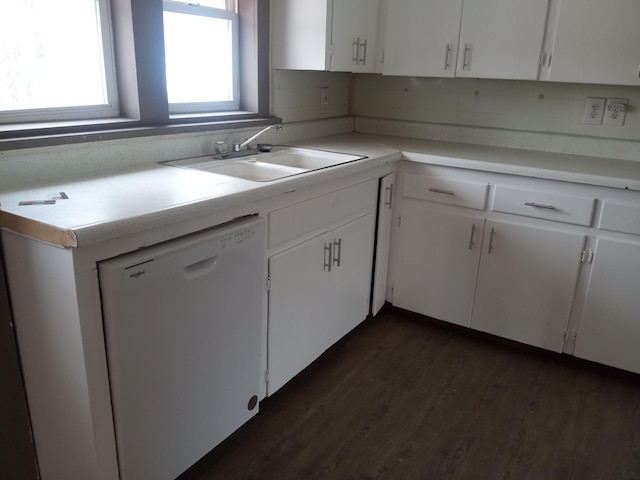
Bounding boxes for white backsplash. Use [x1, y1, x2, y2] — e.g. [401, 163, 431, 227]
[352, 75, 640, 142]
[0, 117, 354, 191]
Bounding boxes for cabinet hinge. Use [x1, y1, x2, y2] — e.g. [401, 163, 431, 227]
[264, 370, 269, 384]
[397, 216, 402, 227]
[266, 276, 271, 291]
[564, 329, 577, 343]
[381, 48, 385, 64]
[539, 52, 547, 66]
[581, 249, 595, 264]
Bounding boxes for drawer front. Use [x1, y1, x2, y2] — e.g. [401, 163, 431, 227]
[403, 174, 488, 210]
[492, 185, 595, 226]
[268, 179, 377, 247]
[598, 201, 640, 236]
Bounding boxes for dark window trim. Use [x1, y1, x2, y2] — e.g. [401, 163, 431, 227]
[0, 0, 271, 152]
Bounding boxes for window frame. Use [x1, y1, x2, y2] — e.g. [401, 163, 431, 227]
[0, 0, 120, 124]
[162, 0, 240, 114]
[0, 0, 272, 148]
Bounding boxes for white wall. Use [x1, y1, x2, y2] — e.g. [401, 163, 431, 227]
[271, 69, 351, 122]
[352, 75, 640, 141]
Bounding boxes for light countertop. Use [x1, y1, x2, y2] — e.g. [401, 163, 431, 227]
[2, 132, 639, 248]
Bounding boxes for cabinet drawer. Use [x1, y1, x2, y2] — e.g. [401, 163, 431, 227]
[268, 179, 377, 247]
[598, 201, 640, 236]
[492, 185, 595, 226]
[403, 174, 488, 210]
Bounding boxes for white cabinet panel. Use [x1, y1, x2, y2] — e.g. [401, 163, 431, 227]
[471, 220, 584, 352]
[272, 0, 379, 72]
[544, 0, 640, 85]
[456, 0, 549, 80]
[372, 173, 395, 315]
[383, 0, 463, 77]
[382, 0, 548, 80]
[393, 204, 485, 327]
[268, 213, 375, 394]
[325, 214, 376, 344]
[268, 230, 330, 394]
[574, 238, 640, 373]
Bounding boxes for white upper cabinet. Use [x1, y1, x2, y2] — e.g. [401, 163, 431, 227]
[383, 0, 549, 80]
[541, 0, 640, 85]
[456, 0, 549, 80]
[382, 0, 463, 77]
[271, 0, 380, 72]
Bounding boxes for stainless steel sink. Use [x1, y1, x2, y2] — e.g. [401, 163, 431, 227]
[162, 146, 366, 182]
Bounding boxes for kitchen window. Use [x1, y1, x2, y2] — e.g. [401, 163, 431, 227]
[0, 0, 118, 123]
[163, 0, 239, 114]
[1, 0, 270, 144]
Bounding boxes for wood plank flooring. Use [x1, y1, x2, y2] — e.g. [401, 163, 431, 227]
[179, 307, 640, 480]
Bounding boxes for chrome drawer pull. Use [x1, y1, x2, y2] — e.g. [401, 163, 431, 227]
[359, 39, 367, 65]
[428, 188, 455, 196]
[487, 227, 496, 254]
[444, 44, 452, 70]
[524, 202, 557, 210]
[323, 242, 332, 272]
[468, 223, 477, 250]
[332, 238, 342, 267]
[352, 38, 360, 65]
[384, 183, 394, 209]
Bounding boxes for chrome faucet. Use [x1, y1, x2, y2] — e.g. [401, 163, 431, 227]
[234, 124, 282, 152]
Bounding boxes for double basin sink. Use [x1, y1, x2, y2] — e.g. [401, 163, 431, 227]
[163, 146, 366, 182]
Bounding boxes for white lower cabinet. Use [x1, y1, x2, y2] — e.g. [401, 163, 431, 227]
[268, 212, 375, 394]
[574, 238, 640, 373]
[393, 204, 484, 327]
[391, 168, 590, 353]
[471, 220, 584, 352]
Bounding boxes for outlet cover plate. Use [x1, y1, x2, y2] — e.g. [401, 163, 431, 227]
[582, 97, 605, 125]
[603, 97, 629, 126]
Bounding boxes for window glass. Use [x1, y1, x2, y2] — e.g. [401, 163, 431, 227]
[163, 1, 239, 113]
[0, 0, 117, 121]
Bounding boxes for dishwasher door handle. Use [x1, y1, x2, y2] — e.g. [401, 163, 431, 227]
[183, 255, 219, 279]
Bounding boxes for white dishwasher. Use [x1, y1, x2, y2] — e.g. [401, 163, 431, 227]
[99, 216, 264, 480]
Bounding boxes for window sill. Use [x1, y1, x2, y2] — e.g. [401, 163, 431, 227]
[0, 113, 282, 152]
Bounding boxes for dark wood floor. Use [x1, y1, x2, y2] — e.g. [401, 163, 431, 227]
[179, 307, 640, 480]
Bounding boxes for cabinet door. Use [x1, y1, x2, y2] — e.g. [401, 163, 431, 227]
[382, 0, 462, 77]
[574, 238, 640, 373]
[456, 0, 549, 80]
[326, 213, 375, 345]
[372, 173, 395, 315]
[271, 0, 331, 70]
[332, 0, 379, 72]
[393, 204, 485, 327]
[268, 232, 330, 394]
[544, 0, 640, 85]
[472, 220, 584, 352]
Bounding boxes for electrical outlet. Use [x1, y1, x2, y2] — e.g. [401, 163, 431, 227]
[582, 97, 605, 125]
[603, 97, 629, 126]
[320, 87, 329, 111]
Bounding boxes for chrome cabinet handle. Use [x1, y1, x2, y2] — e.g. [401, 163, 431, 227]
[444, 44, 452, 70]
[637, 63, 640, 78]
[468, 224, 477, 250]
[359, 39, 367, 65]
[323, 242, 333, 271]
[384, 183, 394, 209]
[333, 238, 342, 267]
[487, 227, 496, 254]
[428, 187, 455, 196]
[524, 202, 557, 210]
[352, 38, 360, 65]
[463, 43, 471, 70]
